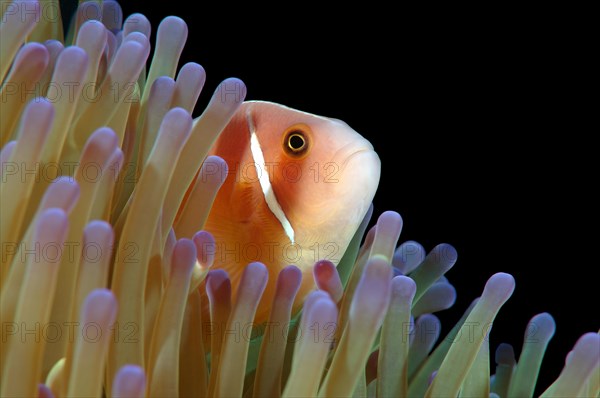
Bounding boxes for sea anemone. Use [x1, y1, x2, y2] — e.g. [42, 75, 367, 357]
[0, 1, 598, 397]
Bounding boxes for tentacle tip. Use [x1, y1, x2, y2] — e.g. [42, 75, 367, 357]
[527, 312, 556, 341]
[495, 343, 515, 365]
[391, 274, 417, 297]
[483, 272, 516, 301]
[160, 15, 187, 27]
[112, 365, 146, 397]
[52, 175, 79, 186]
[281, 264, 303, 282]
[82, 288, 118, 324]
[172, 238, 198, 271]
[37, 383, 54, 398]
[245, 261, 269, 282]
[217, 78, 247, 103]
[313, 259, 336, 279]
[87, 127, 119, 149]
[435, 242, 458, 264]
[39, 207, 68, 229]
[85, 219, 113, 233]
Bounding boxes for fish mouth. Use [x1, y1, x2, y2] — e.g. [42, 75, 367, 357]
[336, 146, 381, 203]
[340, 146, 380, 173]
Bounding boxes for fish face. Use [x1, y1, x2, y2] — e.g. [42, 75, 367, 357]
[204, 100, 381, 321]
[247, 101, 381, 267]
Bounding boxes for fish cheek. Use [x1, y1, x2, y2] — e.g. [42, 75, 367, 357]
[270, 158, 310, 218]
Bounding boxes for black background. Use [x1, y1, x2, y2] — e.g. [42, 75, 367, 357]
[71, 2, 596, 393]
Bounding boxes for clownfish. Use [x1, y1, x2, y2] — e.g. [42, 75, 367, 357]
[201, 100, 380, 322]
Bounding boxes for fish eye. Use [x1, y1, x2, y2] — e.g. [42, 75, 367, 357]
[283, 126, 311, 157]
[288, 133, 306, 152]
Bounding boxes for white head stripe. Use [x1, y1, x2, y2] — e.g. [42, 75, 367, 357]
[247, 112, 295, 244]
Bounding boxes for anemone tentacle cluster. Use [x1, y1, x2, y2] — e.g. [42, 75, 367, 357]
[0, 1, 598, 397]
